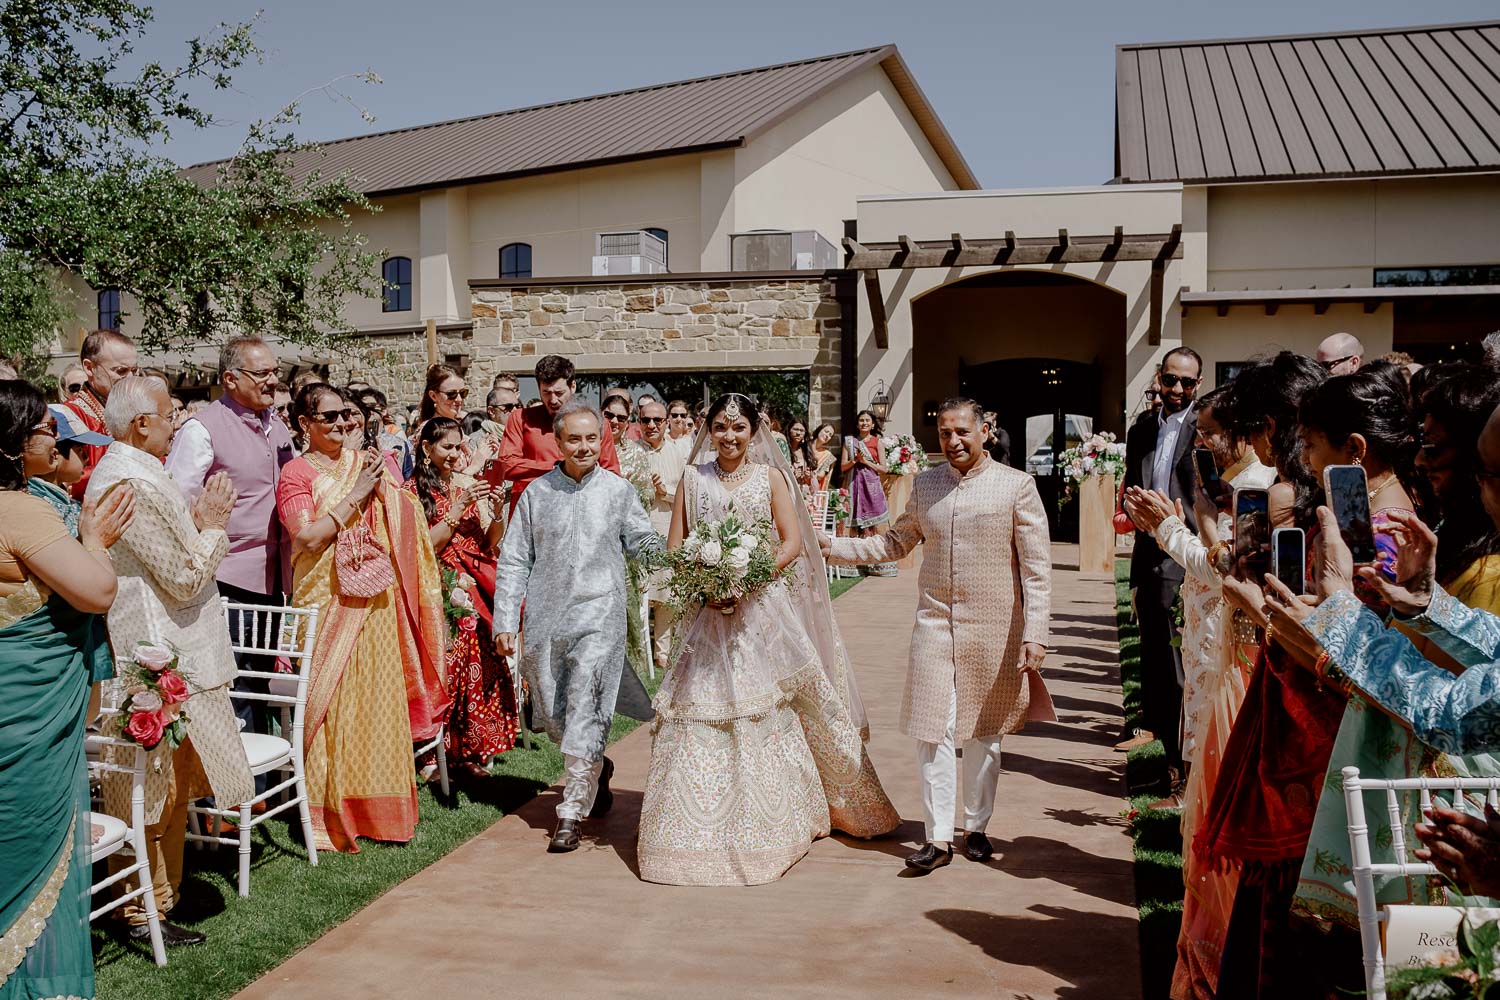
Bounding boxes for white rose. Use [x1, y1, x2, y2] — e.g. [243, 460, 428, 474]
[699, 540, 723, 566]
[684, 533, 702, 555]
[130, 690, 163, 713]
[134, 643, 175, 672]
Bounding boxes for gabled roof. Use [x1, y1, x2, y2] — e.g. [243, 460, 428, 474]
[1115, 20, 1500, 184]
[184, 45, 978, 195]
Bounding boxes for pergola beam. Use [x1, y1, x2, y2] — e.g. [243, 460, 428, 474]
[863, 270, 888, 350]
[844, 230, 1185, 270]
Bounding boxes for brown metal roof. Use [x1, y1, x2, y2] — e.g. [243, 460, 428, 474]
[185, 46, 978, 195]
[1115, 20, 1500, 183]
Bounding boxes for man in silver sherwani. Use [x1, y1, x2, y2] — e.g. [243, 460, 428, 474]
[493, 397, 661, 852]
[823, 397, 1052, 873]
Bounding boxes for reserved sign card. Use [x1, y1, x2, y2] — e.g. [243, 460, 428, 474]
[1383, 905, 1500, 971]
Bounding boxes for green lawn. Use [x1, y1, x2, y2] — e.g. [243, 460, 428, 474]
[95, 577, 862, 1000]
[1115, 557, 1185, 999]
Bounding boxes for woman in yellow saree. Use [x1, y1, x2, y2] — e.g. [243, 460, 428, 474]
[276, 385, 447, 854]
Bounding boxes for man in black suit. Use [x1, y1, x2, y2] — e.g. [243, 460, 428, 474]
[1120, 347, 1202, 796]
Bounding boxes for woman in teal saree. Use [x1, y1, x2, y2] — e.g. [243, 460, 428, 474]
[0, 380, 134, 1000]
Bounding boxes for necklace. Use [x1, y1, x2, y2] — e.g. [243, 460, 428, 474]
[716, 459, 752, 484]
[303, 450, 343, 473]
[1366, 470, 1396, 505]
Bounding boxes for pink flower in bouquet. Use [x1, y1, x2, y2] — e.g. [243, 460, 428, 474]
[126, 709, 166, 748]
[130, 689, 163, 713]
[459, 616, 478, 633]
[156, 669, 190, 705]
[134, 643, 175, 672]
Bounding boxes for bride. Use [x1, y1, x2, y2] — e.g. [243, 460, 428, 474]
[637, 393, 899, 886]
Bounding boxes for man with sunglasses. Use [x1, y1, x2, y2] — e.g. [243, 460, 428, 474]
[493, 355, 620, 513]
[59, 364, 86, 402]
[166, 334, 296, 755]
[1315, 332, 1365, 376]
[1120, 348, 1203, 792]
[63, 329, 139, 500]
[485, 386, 521, 435]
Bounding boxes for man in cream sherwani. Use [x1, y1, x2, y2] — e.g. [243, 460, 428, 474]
[822, 397, 1052, 872]
[89, 375, 253, 946]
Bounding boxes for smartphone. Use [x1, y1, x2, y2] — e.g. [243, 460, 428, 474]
[1322, 464, 1378, 565]
[1194, 447, 1230, 508]
[1233, 488, 1271, 579]
[1272, 527, 1306, 595]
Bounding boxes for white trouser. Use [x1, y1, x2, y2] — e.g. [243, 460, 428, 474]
[557, 754, 603, 820]
[917, 683, 1004, 846]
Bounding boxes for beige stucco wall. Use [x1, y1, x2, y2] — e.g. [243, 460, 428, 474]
[1185, 302, 1394, 392]
[339, 193, 422, 333]
[720, 65, 960, 271]
[1205, 174, 1500, 290]
[854, 185, 1185, 437]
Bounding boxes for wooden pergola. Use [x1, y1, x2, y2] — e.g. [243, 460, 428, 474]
[843, 225, 1183, 348]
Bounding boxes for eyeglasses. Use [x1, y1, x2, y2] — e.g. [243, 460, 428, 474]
[1319, 356, 1357, 371]
[1159, 374, 1200, 390]
[490, 403, 519, 413]
[64, 382, 84, 394]
[438, 388, 469, 401]
[604, 411, 630, 423]
[640, 416, 666, 425]
[232, 367, 279, 384]
[103, 364, 138, 379]
[311, 408, 360, 424]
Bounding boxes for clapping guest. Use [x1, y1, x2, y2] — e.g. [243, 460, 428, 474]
[23, 404, 113, 535]
[276, 384, 447, 852]
[665, 399, 695, 452]
[0, 379, 134, 998]
[842, 410, 892, 575]
[89, 375, 255, 948]
[810, 423, 837, 493]
[404, 418, 519, 781]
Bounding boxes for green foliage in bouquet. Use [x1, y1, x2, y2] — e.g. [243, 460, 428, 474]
[440, 566, 478, 632]
[656, 512, 793, 620]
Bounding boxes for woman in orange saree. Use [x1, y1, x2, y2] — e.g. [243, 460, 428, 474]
[275, 384, 448, 853]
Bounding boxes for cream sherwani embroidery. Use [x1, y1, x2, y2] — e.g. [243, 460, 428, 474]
[88, 442, 254, 822]
[828, 456, 1052, 742]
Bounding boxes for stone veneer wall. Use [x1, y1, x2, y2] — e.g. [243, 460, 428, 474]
[327, 276, 844, 427]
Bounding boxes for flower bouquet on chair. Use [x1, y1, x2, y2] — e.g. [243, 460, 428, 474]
[660, 513, 791, 617]
[118, 641, 194, 751]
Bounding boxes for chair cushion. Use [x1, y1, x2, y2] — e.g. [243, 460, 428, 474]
[241, 732, 292, 772]
[88, 812, 129, 862]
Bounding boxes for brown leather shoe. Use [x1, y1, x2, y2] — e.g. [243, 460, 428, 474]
[1114, 729, 1155, 752]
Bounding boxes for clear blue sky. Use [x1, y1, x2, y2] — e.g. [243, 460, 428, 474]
[147, 0, 1497, 188]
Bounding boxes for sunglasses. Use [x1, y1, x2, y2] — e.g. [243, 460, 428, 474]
[311, 408, 360, 424]
[1319, 356, 1357, 371]
[640, 416, 666, 425]
[490, 402, 519, 413]
[30, 420, 58, 439]
[668, 411, 689, 419]
[1159, 374, 1199, 390]
[64, 382, 84, 394]
[604, 411, 630, 422]
[438, 388, 469, 401]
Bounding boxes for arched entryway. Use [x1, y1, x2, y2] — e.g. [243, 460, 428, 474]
[911, 269, 1127, 536]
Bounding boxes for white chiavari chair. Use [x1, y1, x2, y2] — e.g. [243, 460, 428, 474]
[185, 600, 319, 897]
[87, 722, 167, 967]
[1343, 765, 1500, 998]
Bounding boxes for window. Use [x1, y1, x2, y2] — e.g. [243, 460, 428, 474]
[97, 288, 121, 330]
[499, 243, 532, 279]
[382, 257, 412, 312]
[643, 227, 668, 267]
[1375, 265, 1500, 287]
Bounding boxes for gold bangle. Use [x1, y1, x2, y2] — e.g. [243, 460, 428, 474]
[84, 544, 109, 554]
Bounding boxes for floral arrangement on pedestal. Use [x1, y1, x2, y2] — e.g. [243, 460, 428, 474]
[881, 434, 931, 476]
[659, 511, 792, 617]
[119, 642, 195, 751]
[1056, 432, 1127, 509]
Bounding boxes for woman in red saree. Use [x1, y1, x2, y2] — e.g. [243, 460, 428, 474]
[404, 417, 519, 780]
[275, 384, 448, 853]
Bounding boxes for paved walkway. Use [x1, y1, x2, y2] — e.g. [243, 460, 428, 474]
[237, 544, 1138, 1000]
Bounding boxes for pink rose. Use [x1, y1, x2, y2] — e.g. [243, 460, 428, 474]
[133, 643, 175, 672]
[125, 709, 166, 749]
[459, 616, 478, 633]
[129, 689, 163, 713]
[156, 669, 190, 705]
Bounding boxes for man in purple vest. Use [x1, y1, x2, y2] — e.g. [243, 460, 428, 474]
[166, 334, 295, 751]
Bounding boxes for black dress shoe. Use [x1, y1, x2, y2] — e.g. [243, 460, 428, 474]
[129, 920, 206, 947]
[588, 757, 615, 819]
[963, 831, 994, 862]
[904, 842, 953, 872]
[548, 818, 581, 853]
